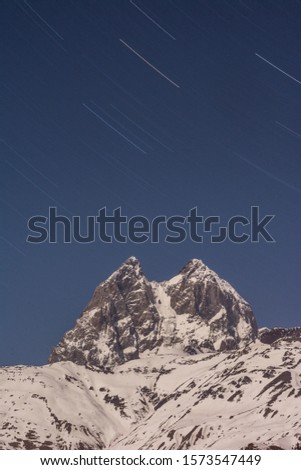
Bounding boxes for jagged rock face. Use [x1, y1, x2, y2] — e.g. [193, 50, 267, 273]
[164, 259, 257, 352]
[49, 258, 161, 368]
[49, 257, 258, 369]
[259, 327, 301, 345]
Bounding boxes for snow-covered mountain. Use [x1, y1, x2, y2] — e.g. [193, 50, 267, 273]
[49, 257, 257, 369]
[0, 258, 300, 450]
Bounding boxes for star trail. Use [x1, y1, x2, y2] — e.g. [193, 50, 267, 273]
[119, 39, 181, 88]
[255, 52, 301, 85]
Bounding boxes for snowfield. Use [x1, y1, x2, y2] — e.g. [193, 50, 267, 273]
[1, 338, 300, 450]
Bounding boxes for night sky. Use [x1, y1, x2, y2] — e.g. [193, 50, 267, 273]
[1, 0, 300, 366]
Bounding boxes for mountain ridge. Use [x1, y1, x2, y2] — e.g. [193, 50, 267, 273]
[0, 257, 300, 450]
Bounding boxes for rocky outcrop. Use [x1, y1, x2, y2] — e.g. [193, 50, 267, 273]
[49, 257, 161, 369]
[259, 327, 301, 345]
[164, 259, 257, 351]
[49, 257, 258, 369]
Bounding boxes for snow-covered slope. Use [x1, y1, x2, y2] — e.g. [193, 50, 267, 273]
[1, 339, 300, 450]
[0, 258, 300, 450]
[112, 340, 301, 450]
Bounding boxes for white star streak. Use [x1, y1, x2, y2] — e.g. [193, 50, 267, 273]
[81, 140, 171, 200]
[110, 104, 174, 152]
[234, 153, 301, 194]
[0, 236, 26, 256]
[14, 0, 66, 52]
[1, 139, 58, 187]
[90, 101, 153, 150]
[24, 0, 64, 40]
[275, 121, 301, 140]
[119, 39, 180, 88]
[3, 160, 72, 214]
[255, 53, 301, 85]
[0, 197, 28, 221]
[83, 103, 147, 154]
[129, 0, 176, 40]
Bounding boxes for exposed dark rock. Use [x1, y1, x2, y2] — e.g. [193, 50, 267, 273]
[49, 257, 258, 369]
[259, 327, 301, 345]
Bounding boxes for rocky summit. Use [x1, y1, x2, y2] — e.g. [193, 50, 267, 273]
[0, 258, 300, 450]
[49, 257, 257, 369]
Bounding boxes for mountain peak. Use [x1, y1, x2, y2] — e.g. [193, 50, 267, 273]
[116, 256, 143, 275]
[179, 258, 206, 275]
[106, 256, 144, 283]
[123, 256, 140, 266]
[49, 258, 258, 369]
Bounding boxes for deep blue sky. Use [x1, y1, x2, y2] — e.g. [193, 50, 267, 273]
[1, 0, 300, 366]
